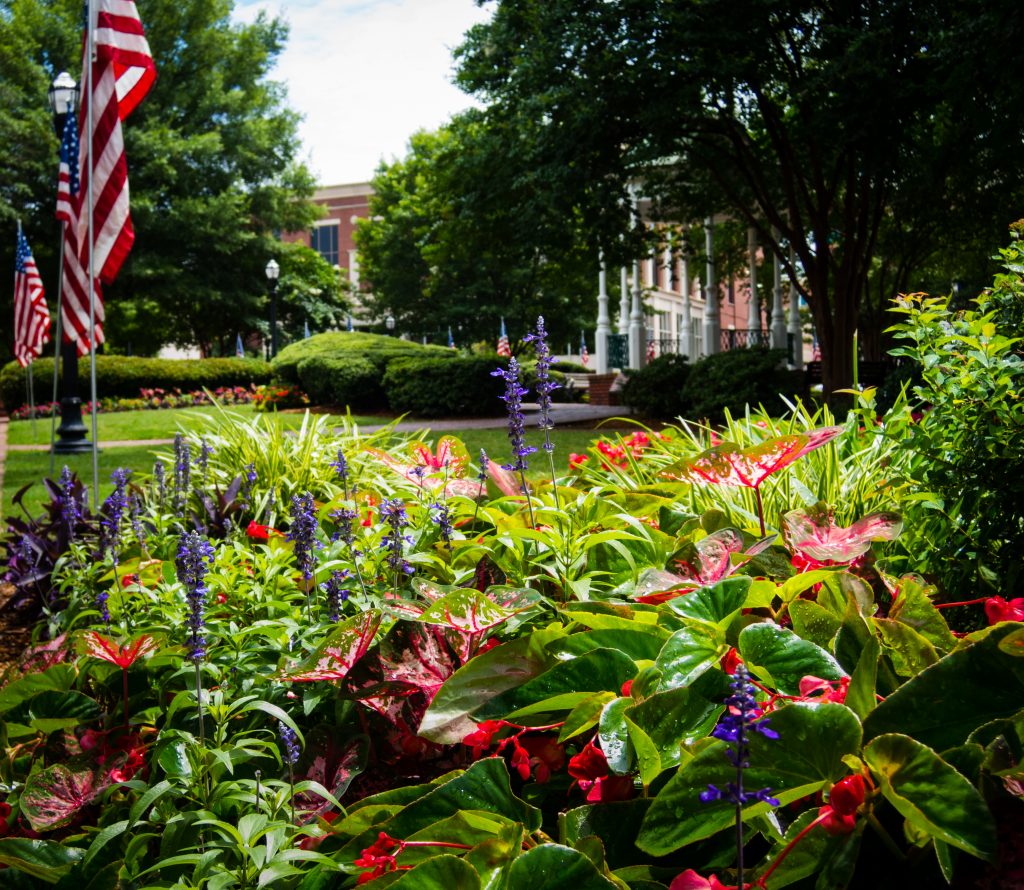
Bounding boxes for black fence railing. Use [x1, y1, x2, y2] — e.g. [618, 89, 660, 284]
[721, 329, 772, 351]
[646, 337, 683, 359]
[608, 333, 629, 369]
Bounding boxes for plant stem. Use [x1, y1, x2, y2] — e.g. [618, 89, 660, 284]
[756, 810, 831, 887]
[122, 667, 130, 730]
[545, 447, 561, 511]
[195, 662, 206, 745]
[519, 469, 536, 528]
[754, 486, 766, 537]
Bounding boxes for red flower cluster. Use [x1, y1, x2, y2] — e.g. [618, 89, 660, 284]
[354, 832, 401, 884]
[985, 596, 1024, 624]
[819, 773, 866, 835]
[246, 520, 279, 541]
[669, 870, 734, 890]
[461, 720, 564, 782]
[568, 452, 589, 469]
[0, 801, 12, 837]
[594, 431, 658, 469]
[567, 740, 634, 802]
[81, 729, 149, 784]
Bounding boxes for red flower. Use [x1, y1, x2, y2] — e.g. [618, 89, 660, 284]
[121, 573, 139, 588]
[829, 774, 866, 817]
[517, 735, 565, 784]
[819, 805, 857, 836]
[798, 675, 849, 704]
[985, 596, 1024, 624]
[462, 720, 510, 759]
[568, 452, 589, 469]
[669, 869, 734, 890]
[355, 832, 401, 884]
[620, 679, 633, 697]
[83, 632, 157, 669]
[246, 521, 275, 541]
[216, 592, 227, 605]
[0, 802, 11, 819]
[720, 647, 742, 675]
[568, 740, 634, 802]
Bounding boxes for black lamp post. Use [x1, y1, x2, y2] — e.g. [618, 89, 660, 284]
[266, 258, 280, 357]
[48, 71, 91, 454]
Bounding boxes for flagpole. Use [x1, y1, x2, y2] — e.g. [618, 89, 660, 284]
[86, 0, 100, 509]
[48, 231, 66, 477]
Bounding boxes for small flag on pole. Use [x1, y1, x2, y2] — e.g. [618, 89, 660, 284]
[346, 314, 354, 332]
[448, 326, 456, 349]
[304, 319, 311, 339]
[497, 317, 511, 357]
[14, 224, 51, 368]
[580, 331, 589, 366]
[647, 339, 656, 361]
[235, 332, 244, 358]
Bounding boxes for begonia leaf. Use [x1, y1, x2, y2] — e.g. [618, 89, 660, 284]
[20, 759, 113, 831]
[560, 800, 653, 871]
[383, 855, 481, 889]
[280, 611, 381, 682]
[888, 576, 957, 653]
[755, 809, 863, 889]
[507, 844, 618, 889]
[637, 703, 862, 854]
[864, 733, 997, 861]
[739, 623, 846, 695]
[667, 576, 752, 626]
[599, 696, 634, 775]
[0, 838, 84, 883]
[624, 683, 725, 772]
[873, 619, 939, 677]
[654, 625, 724, 691]
[789, 599, 842, 649]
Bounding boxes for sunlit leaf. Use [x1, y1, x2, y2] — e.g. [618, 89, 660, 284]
[281, 611, 381, 682]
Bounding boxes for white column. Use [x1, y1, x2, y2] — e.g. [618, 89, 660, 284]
[747, 226, 760, 334]
[788, 246, 803, 369]
[596, 252, 611, 374]
[702, 218, 720, 355]
[680, 237, 692, 358]
[663, 245, 674, 292]
[771, 228, 787, 350]
[628, 259, 646, 368]
[618, 267, 629, 334]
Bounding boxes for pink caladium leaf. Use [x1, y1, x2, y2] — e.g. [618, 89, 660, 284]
[662, 426, 843, 489]
[378, 623, 457, 702]
[294, 731, 367, 823]
[20, 758, 112, 831]
[631, 567, 697, 604]
[82, 632, 157, 669]
[416, 590, 518, 635]
[365, 437, 470, 491]
[675, 528, 747, 586]
[409, 436, 470, 476]
[783, 505, 903, 564]
[281, 611, 381, 682]
[486, 459, 522, 497]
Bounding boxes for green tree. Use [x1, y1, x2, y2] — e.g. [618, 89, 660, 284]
[0, 0, 320, 358]
[455, 0, 1024, 394]
[354, 111, 597, 349]
[273, 241, 349, 348]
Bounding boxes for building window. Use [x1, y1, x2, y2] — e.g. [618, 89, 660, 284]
[311, 223, 339, 266]
[692, 318, 703, 356]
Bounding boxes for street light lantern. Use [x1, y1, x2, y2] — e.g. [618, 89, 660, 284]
[48, 71, 78, 117]
[385, 315, 396, 332]
[266, 258, 280, 357]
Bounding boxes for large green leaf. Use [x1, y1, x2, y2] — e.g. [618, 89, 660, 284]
[863, 624, 1024, 750]
[559, 800, 653, 870]
[379, 854, 481, 889]
[863, 734, 997, 861]
[624, 685, 723, 774]
[507, 844, 618, 889]
[874, 619, 939, 677]
[0, 665, 76, 715]
[654, 626, 723, 691]
[420, 631, 560, 744]
[598, 697, 634, 775]
[887, 577, 956, 653]
[789, 600, 842, 650]
[547, 629, 666, 662]
[0, 839, 84, 884]
[666, 576, 751, 626]
[637, 703, 862, 855]
[753, 810, 863, 890]
[739, 623, 846, 695]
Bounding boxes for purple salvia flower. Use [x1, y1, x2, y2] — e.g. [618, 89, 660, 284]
[430, 501, 454, 550]
[241, 462, 257, 508]
[379, 498, 414, 578]
[176, 531, 216, 663]
[477, 449, 488, 485]
[196, 438, 213, 488]
[153, 460, 167, 506]
[524, 315, 559, 449]
[278, 721, 301, 766]
[58, 465, 81, 540]
[100, 468, 131, 563]
[173, 434, 191, 510]
[491, 357, 537, 474]
[128, 491, 147, 551]
[320, 569, 351, 622]
[288, 492, 320, 581]
[96, 589, 111, 626]
[330, 448, 350, 498]
[329, 505, 360, 551]
[700, 664, 779, 807]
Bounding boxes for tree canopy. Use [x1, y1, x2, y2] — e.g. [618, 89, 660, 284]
[455, 0, 1024, 392]
[354, 111, 597, 349]
[1, 0, 324, 358]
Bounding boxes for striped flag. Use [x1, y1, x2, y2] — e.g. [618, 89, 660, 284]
[580, 331, 589, 366]
[235, 332, 245, 358]
[447, 325, 456, 349]
[496, 317, 511, 357]
[56, 109, 80, 224]
[61, 0, 156, 355]
[13, 226, 51, 368]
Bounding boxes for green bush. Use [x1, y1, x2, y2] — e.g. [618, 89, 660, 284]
[383, 356, 510, 417]
[621, 353, 692, 418]
[0, 356, 271, 409]
[680, 348, 802, 420]
[270, 332, 452, 386]
[550, 360, 593, 374]
[296, 354, 384, 410]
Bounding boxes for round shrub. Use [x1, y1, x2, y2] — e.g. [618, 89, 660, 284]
[383, 356, 510, 417]
[621, 353, 692, 418]
[0, 356, 271, 409]
[550, 360, 594, 374]
[296, 354, 384, 411]
[680, 348, 802, 420]
[271, 332, 452, 387]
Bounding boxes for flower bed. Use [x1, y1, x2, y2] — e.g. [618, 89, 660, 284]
[0, 312, 1021, 888]
[8, 385, 257, 420]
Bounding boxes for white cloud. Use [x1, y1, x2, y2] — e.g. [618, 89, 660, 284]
[232, 0, 492, 184]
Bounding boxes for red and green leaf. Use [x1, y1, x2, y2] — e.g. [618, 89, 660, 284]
[281, 611, 382, 682]
[20, 759, 112, 832]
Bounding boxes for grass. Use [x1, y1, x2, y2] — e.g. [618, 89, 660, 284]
[5, 404, 374, 446]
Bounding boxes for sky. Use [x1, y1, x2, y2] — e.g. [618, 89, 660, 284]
[232, 0, 493, 185]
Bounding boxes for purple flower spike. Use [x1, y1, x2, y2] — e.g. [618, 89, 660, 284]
[288, 492, 320, 582]
[379, 498, 414, 578]
[524, 315, 559, 448]
[278, 721, 301, 766]
[176, 531, 216, 663]
[101, 468, 131, 563]
[492, 357, 537, 474]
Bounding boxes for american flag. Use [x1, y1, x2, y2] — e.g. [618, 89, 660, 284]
[56, 109, 80, 224]
[496, 317, 511, 357]
[647, 339, 656, 361]
[580, 331, 589, 366]
[61, 0, 156, 355]
[13, 226, 51, 368]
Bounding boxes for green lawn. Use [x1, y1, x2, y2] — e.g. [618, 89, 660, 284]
[450, 427, 603, 469]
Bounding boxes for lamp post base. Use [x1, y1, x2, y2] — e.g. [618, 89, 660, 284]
[53, 396, 93, 454]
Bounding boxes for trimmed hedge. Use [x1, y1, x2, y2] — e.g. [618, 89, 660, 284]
[384, 356, 511, 417]
[0, 356, 271, 409]
[680, 348, 803, 420]
[271, 332, 452, 387]
[296, 355, 384, 411]
[621, 354, 692, 418]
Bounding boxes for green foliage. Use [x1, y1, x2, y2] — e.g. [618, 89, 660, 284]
[273, 241, 351, 345]
[384, 356, 510, 418]
[621, 353, 691, 418]
[296, 354, 382, 410]
[680, 349, 801, 421]
[887, 234, 1024, 595]
[271, 331, 451, 387]
[0, 356, 270, 408]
